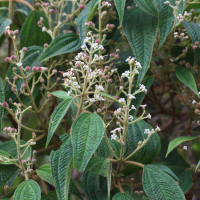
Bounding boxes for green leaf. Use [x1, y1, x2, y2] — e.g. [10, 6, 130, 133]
[152, 163, 179, 181]
[175, 66, 199, 97]
[82, 170, 107, 200]
[71, 113, 105, 171]
[51, 91, 71, 99]
[0, 19, 11, 37]
[20, 10, 51, 49]
[183, 21, 200, 64]
[36, 164, 55, 186]
[113, 191, 132, 200]
[97, 92, 124, 106]
[97, 137, 111, 158]
[155, 1, 184, 48]
[41, 191, 58, 200]
[15, 8, 28, 16]
[13, 179, 41, 200]
[39, 33, 81, 61]
[113, 0, 126, 25]
[123, 7, 158, 84]
[122, 118, 160, 175]
[196, 160, 200, 172]
[134, 0, 158, 17]
[166, 135, 198, 157]
[85, 157, 110, 177]
[46, 97, 72, 147]
[0, 78, 4, 134]
[0, 150, 15, 165]
[50, 135, 73, 200]
[69, 178, 84, 200]
[143, 164, 185, 200]
[169, 166, 192, 194]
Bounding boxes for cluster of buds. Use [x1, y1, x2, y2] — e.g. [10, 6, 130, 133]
[4, 26, 18, 39]
[174, 31, 189, 39]
[191, 41, 200, 50]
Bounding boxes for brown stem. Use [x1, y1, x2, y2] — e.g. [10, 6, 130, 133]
[41, 179, 48, 195]
[117, 178, 125, 194]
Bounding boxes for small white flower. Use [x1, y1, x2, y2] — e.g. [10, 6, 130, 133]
[128, 94, 136, 100]
[155, 125, 161, 131]
[164, 1, 170, 4]
[95, 85, 105, 91]
[146, 113, 151, 119]
[140, 104, 147, 109]
[144, 129, 151, 134]
[131, 105, 136, 110]
[17, 63, 22, 67]
[183, 146, 187, 150]
[6, 26, 10, 30]
[128, 115, 133, 121]
[111, 134, 117, 140]
[42, 27, 46, 32]
[118, 98, 126, 103]
[192, 100, 196, 104]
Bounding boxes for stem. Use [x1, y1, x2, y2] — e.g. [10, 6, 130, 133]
[98, 0, 103, 70]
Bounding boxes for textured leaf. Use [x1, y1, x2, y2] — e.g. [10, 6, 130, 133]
[183, 21, 200, 64]
[46, 97, 72, 147]
[97, 137, 111, 158]
[20, 10, 51, 49]
[143, 165, 185, 200]
[152, 163, 179, 181]
[82, 170, 107, 200]
[166, 135, 198, 157]
[39, 33, 81, 61]
[175, 66, 199, 97]
[134, 0, 158, 16]
[71, 113, 105, 171]
[0, 150, 15, 165]
[69, 178, 84, 200]
[0, 19, 11, 37]
[98, 92, 124, 106]
[169, 166, 192, 194]
[122, 118, 160, 175]
[113, 192, 133, 200]
[85, 157, 110, 177]
[50, 135, 73, 200]
[114, 0, 126, 25]
[123, 7, 158, 84]
[155, 0, 184, 48]
[51, 91, 71, 99]
[41, 191, 58, 200]
[0, 78, 4, 134]
[13, 179, 41, 200]
[36, 164, 54, 186]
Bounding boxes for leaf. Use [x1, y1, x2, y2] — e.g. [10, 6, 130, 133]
[175, 66, 199, 97]
[97, 92, 124, 106]
[13, 179, 41, 200]
[152, 163, 179, 181]
[113, 191, 133, 200]
[15, 8, 28, 16]
[123, 7, 158, 84]
[71, 113, 105, 171]
[155, 0, 184, 48]
[20, 10, 51, 49]
[85, 157, 110, 177]
[39, 33, 81, 61]
[183, 21, 200, 64]
[46, 97, 72, 147]
[169, 166, 192, 194]
[0, 19, 11, 37]
[0, 78, 4, 134]
[134, 0, 158, 17]
[113, 0, 126, 25]
[122, 118, 160, 175]
[50, 135, 73, 200]
[0, 150, 15, 165]
[41, 191, 58, 200]
[143, 164, 185, 200]
[196, 160, 200, 172]
[36, 162, 83, 199]
[97, 138, 111, 158]
[166, 135, 198, 157]
[82, 170, 107, 200]
[36, 164, 55, 186]
[77, 1, 98, 45]
[51, 91, 71, 99]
